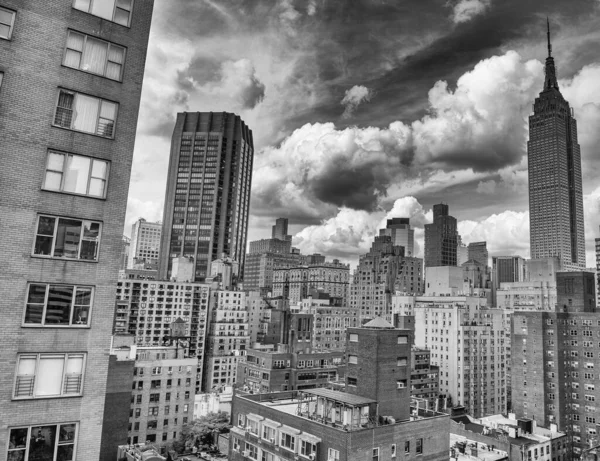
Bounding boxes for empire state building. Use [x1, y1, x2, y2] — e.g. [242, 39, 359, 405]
[528, 21, 586, 270]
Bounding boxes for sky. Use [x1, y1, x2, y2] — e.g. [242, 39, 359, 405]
[125, 0, 600, 268]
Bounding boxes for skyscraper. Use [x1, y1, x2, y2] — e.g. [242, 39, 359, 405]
[158, 112, 254, 282]
[528, 21, 586, 270]
[128, 218, 162, 269]
[0, 1, 154, 459]
[271, 217, 291, 242]
[379, 217, 415, 256]
[467, 241, 488, 266]
[424, 203, 458, 267]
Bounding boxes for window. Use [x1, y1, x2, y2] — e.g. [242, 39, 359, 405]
[416, 438, 423, 454]
[53, 89, 118, 138]
[349, 333, 358, 342]
[149, 393, 160, 402]
[237, 414, 245, 428]
[72, 0, 134, 27]
[372, 448, 380, 461]
[280, 432, 295, 451]
[0, 6, 15, 40]
[397, 380, 407, 389]
[152, 367, 162, 375]
[43, 151, 109, 198]
[347, 377, 357, 386]
[398, 336, 408, 344]
[300, 440, 316, 458]
[348, 355, 357, 364]
[405, 441, 410, 453]
[397, 357, 408, 366]
[64, 31, 125, 80]
[33, 216, 101, 260]
[14, 353, 85, 398]
[24, 283, 93, 327]
[7, 423, 77, 461]
[0, 72, 3, 90]
[148, 407, 158, 416]
[262, 425, 276, 442]
[244, 442, 258, 460]
[328, 448, 340, 461]
[391, 444, 396, 458]
[147, 420, 157, 429]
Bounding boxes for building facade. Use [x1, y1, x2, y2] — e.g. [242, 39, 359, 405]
[115, 280, 211, 392]
[0, 2, 153, 460]
[243, 252, 301, 295]
[158, 112, 254, 282]
[528, 23, 586, 270]
[272, 262, 350, 305]
[128, 347, 196, 446]
[424, 203, 458, 267]
[128, 218, 162, 269]
[511, 272, 598, 458]
[379, 218, 415, 256]
[467, 242, 488, 267]
[411, 348, 440, 410]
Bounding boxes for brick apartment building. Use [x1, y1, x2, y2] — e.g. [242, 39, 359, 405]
[511, 271, 600, 458]
[0, 2, 153, 460]
[228, 319, 450, 461]
[128, 346, 196, 446]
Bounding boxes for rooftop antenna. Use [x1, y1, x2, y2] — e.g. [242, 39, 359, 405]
[547, 17, 552, 57]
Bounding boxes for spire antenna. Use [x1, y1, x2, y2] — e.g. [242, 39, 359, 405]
[547, 17, 552, 57]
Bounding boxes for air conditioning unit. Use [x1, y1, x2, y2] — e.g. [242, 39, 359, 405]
[243, 450, 250, 457]
[269, 438, 275, 443]
[309, 454, 316, 460]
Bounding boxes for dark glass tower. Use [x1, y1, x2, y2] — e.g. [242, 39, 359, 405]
[424, 203, 458, 267]
[158, 112, 254, 281]
[528, 21, 585, 270]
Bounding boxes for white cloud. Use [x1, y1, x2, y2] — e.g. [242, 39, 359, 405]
[307, 0, 317, 16]
[476, 179, 497, 194]
[341, 85, 373, 118]
[450, 0, 491, 24]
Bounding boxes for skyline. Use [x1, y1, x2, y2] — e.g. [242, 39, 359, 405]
[125, 0, 600, 267]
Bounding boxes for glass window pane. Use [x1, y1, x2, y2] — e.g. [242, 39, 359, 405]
[59, 424, 76, 443]
[114, 8, 130, 26]
[53, 218, 82, 258]
[66, 355, 84, 374]
[108, 45, 124, 64]
[90, 0, 115, 20]
[72, 288, 91, 325]
[91, 160, 107, 178]
[9, 428, 28, 449]
[17, 356, 37, 375]
[0, 9, 13, 26]
[27, 284, 47, 305]
[57, 443, 75, 461]
[45, 285, 73, 325]
[105, 62, 121, 80]
[73, 0, 91, 11]
[44, 171, 63, 191]
[29, 426, 57, 459]
[100, 101, 116, 120]
[88, 178, 105, 197]
[63, 155, 90, 194]
[81, 36, 108, 75]
[34, 217, 55, 256]
[36, 360, 64, 396]
[80, 221, 99, 260]
[116, 0, 132, 10]
[0, 23, 10, 40]
[72, 94, 99, 134]
[64, 49, 82, 69]
[66, 31, 84, 52]
[37, 216, 55, 236]
[47, 152, 65, 171]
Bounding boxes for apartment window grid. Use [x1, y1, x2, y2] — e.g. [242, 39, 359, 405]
[7, 423, 78, 461]
[72, 0, 134, 27]
[43, 150, 109, 198]
[64, 30, 126, 81]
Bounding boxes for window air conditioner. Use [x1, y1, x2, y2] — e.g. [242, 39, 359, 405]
[243, 450, 250, 457]
[270, 438, 275, 443]
[309, 454, 316, 460]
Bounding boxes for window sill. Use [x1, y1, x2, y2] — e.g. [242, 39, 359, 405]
[71, 7, 131, 29]
[13, 394, 83, 401]
[52, 123, 115, 140]
[41, 187, 107, 201]
[30, 255, 99, 263]
[61, 63, 123, 83]
[22, 324, 91, 329]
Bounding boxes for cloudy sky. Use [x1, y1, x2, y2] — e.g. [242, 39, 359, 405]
[126, 0, 600, 268]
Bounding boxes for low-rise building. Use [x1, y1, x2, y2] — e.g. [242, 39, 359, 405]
[128, 346, 196, 446]
[450, 413, 567, 461]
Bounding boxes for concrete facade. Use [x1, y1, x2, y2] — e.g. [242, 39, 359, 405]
[0, 1, 153, 459]
[128, 218, 162, 269]
[424, 204, 458, 268]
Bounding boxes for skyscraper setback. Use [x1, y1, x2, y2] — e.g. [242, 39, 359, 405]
[528, 21, 586, 270]
[158, 112, 254, 282]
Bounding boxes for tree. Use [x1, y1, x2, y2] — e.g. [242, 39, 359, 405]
[180, 412, 231, 451]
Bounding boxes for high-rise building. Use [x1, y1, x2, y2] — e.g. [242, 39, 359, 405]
[350, 235, 423, 322]
[511, 271, 598, 458]
[492, 256, 526, 292]
[467, 241, 488, 266]
[596, 229, 600, 307]
[271, 217, 291, 242]
[158, 112, 254, 282]
[0, 2, 153, 460]
[528, 21, 586, 271]
[128, 218, 162, 269]
[379, 217, 415, 256]
[424, 203, 458, 267]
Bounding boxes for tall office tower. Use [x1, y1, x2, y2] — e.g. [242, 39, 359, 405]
[128, 218, 162, 269]
[511, 272, 598, 458]
[493, 256, 526, 287]
[0, 2, 153, 460]
[158, 112, 254, 282]
[596, 229, 600, 308]
[379, 217, 415, 256]
[272, 217, 291, 242]
[528, 21, 586, 271]
[350, 235, 423, 322]
[424, 203, 458, 267]
[467, 241, 488, 266]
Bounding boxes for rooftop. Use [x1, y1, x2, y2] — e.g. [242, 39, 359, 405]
[362, 317, 395, 329]
[301, 388, 377, 406]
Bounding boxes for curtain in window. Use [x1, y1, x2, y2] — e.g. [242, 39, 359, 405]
[106, 46, 124, 80]
[63, 155, 90, 194]
[91, 0, 115, 21]
[45, 285, 74, 325]
[72, 94, 99, 134]
[65, 32, 84, 69]
[53, 219, 82, 259]
[36, 358, 64, 396]
[81, 36, 108, 75]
